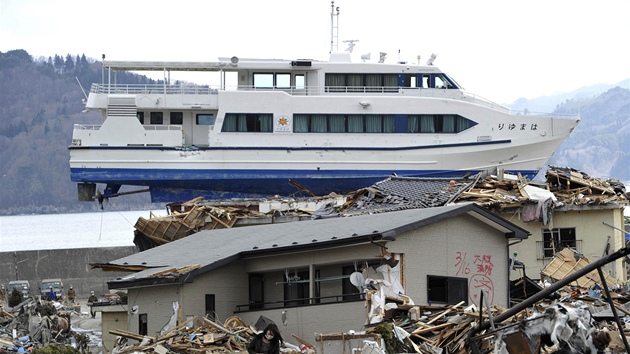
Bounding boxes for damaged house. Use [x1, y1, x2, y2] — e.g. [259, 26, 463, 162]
[94, 203, 529, 345]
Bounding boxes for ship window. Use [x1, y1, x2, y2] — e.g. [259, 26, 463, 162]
[276, 73, 291, 88]
[295, 74, 305, 89]
[292, 114, 397, 133]
[196, 114, 215, 125]
[348, 115, 364, 132]
[347, 74, 364, 92]
[222, 113, 273, 132]
[420, 74, 430, 88]
[170, 112, 183, 125]
[253, 73, 274, 88]
[137, 112, 145, 124]
[407, 114, 475, 133]
[150, 112, 163, 124]
[325, 74, 346, 92]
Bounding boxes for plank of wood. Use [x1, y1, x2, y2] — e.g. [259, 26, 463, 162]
[426, 301, 465, 325]
[411, 322, 455, 335]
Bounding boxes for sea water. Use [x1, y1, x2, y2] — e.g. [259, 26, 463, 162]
[0, 209, 164, 252]
[2, 206, 629, 252]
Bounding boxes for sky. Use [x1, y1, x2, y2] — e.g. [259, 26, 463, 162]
[1, 0, 629, 103]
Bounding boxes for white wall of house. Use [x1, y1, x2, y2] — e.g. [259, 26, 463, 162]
[120, 211, 514, 344]
[505, 206, 626, 282]
[127, 285, 182, 338]
[387, 214, 511, 308]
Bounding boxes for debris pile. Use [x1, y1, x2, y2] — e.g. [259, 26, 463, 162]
[134, 196, 340, 251]
[333, 248, 630, 353]
[109, 315, 315, 353]
[0, 297, 91, 353]
[458, 166, 628, 210]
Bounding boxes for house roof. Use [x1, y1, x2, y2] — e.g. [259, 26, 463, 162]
[102, 203, 529, 289]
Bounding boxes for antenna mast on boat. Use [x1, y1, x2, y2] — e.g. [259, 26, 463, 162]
[330, 1, 340, 53]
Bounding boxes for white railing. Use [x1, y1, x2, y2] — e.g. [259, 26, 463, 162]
[73, 124, 102, 130]
[89, 84, 579, 119]
[143, 125, 182, 131]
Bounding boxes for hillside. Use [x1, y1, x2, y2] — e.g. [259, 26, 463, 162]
[544, 86, 630, 180]
[0, 49, 628, 215]
[0, 50, 159, 215]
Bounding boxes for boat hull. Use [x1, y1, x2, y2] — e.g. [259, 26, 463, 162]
[69, 136, 564, 202]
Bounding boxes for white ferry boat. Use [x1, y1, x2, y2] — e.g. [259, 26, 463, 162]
[69, 52, 579, 202]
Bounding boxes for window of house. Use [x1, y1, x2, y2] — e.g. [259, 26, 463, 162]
[170, 112, 183, 125]
[196, 114, 214, 125]
[283, 270, 321, 307]
[139, 314, 148, 335]
[150, 112, 163, 125]
[137, 112, 145, 124]
[205, 294, 215, 319]
[249, 274, 264, 310]
[427, 275, 468, 305]
[542, 228, 577, 259]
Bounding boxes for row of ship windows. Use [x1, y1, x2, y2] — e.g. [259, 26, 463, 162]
[136, 112, 475, 133]
[222, 113, 475, 134]
[137, 112, 215, 125]
[251, 72, 459, 90]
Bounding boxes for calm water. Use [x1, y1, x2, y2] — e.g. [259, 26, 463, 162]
[0, 209, 164, 252]
[2, 206, 629, 252]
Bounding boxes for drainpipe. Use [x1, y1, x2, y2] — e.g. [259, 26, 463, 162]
[507, 239, 523, 307]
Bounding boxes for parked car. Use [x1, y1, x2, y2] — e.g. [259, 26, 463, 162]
[8, 280, 31, 299]
[40, 278, 63, 300]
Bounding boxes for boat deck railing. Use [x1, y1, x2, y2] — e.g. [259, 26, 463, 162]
[89, 83, 579, 118]
[73, 124, 182, 131]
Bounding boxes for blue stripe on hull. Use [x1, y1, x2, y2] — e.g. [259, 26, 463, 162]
[70, 168, 538, 202]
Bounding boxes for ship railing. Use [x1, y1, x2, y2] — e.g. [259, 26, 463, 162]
[91, 83, 219, 95]
[509, 110, 580, 119]
[73, 124, 101, 130]
[142, 124, 182, 131]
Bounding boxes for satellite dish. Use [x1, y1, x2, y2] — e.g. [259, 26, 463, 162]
[361, 53, 371, 62]
[426, 53, 437, 66]
[350, 272, 366, 291]
[230, 56, 239, 64]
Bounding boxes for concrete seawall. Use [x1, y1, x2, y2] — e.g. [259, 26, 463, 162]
[0, 246, 137, 300]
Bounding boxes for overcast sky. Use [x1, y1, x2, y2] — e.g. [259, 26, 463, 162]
[1, 0, 629, 103]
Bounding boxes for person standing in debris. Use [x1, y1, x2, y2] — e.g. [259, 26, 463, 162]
[88, 291, 98, 318]
[48, 286, 57, 301]
[67, 285, 76, 303]
[0, 285, 7, 304]
[247, 323, 283, 354]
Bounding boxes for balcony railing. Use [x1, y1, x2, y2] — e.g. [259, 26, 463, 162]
[235, 292, 364, 312]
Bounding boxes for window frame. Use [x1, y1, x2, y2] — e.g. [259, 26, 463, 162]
[427, 275, 468, 305]
[150, 112, 163, 125]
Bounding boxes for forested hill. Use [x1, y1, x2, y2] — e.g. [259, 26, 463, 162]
[0, 49, 628, 215]
[0, 49, 159, 215]
[544, 85, 630, 180]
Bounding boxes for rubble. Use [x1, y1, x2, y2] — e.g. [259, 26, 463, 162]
[0, 296, 91, 353]
[130, 166, 628, 250]
[107, 315, 315, 354]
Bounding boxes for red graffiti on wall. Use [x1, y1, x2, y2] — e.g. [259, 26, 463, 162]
[469, 274, 494, 307]
[454, 252, 495, 306]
